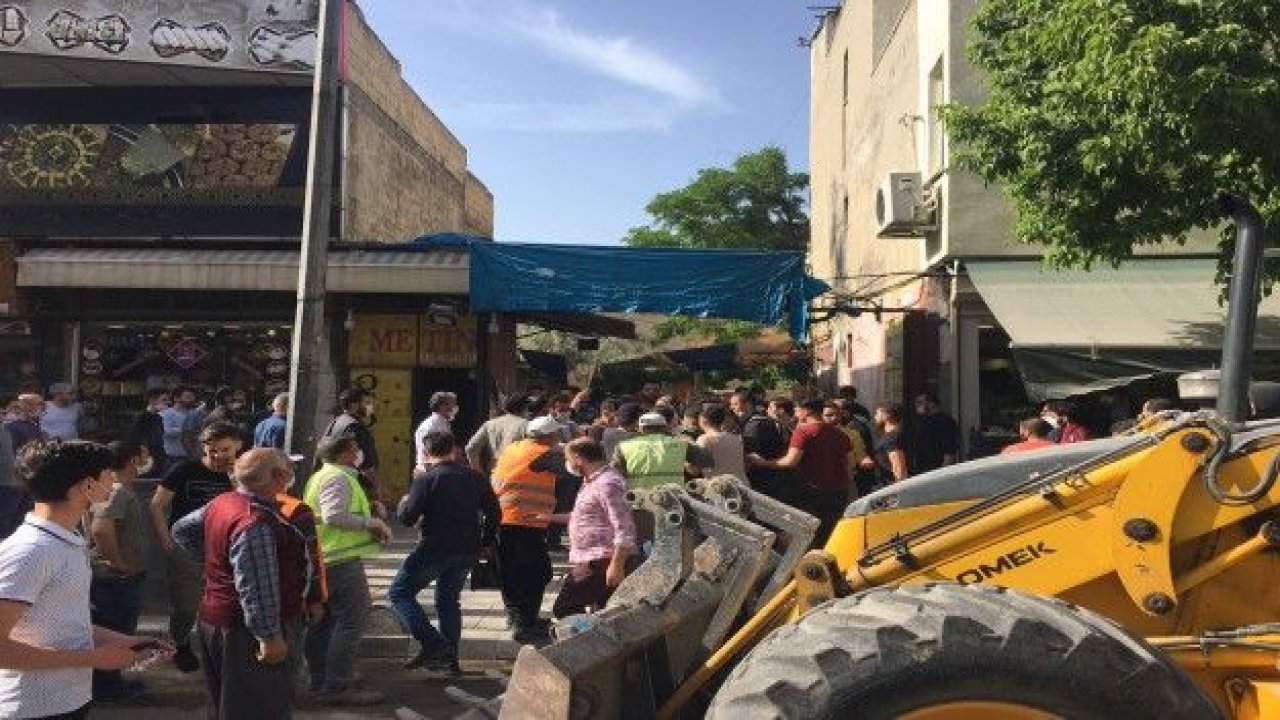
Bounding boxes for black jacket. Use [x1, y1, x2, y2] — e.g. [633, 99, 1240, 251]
[397, 460, 499, 556]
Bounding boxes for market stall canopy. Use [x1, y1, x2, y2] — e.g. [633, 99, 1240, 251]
[415, 236, 829, 341]
[519, 349, 570, 384]
[599, 334, 798, 373]
[967, 259, 1280, 400]
[511, 312, 637, 340]
[16, 247, 469, 295]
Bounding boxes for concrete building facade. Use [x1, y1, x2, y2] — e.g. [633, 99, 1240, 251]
[0, 0, 508, 491]
[808, 0, 1268, 457]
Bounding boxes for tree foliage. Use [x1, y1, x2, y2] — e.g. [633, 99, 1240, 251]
[624, 147, 809, 342]
[945, 0, 1280, 275]
[624, 146, 809, 251]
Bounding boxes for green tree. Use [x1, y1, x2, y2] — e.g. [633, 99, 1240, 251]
[945, 0, 1280, 274]
[625, 146, 809, 251]
[625, 147, 809, 342]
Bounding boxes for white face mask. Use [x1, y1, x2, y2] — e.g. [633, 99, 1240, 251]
[353, 449, 365, 467]
[136, 457, 154, 476]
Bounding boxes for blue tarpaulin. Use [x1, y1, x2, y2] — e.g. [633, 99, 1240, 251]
[414, 237, 829, 341]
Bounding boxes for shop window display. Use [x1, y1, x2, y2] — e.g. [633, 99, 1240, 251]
[77, 322, 291, 441]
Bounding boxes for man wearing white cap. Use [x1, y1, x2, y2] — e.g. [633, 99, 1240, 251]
[490, 415, 567, 644]
[614, 408, 711, 490]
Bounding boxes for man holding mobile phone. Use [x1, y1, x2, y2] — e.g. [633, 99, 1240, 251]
[0, 440, 175, 720]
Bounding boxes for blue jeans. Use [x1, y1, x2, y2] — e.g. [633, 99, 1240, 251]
[387, 545, 476, 655]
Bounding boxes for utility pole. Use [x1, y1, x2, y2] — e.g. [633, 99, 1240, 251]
[286, 0, 343, 462]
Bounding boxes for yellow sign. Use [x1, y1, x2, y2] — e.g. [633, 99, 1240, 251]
[348, 366, 414, 499]
[419, 314, 477, 368]
[348, 314, 418, 367]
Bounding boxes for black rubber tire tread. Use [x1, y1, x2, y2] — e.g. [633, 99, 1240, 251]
[706, 583, 1220, 720]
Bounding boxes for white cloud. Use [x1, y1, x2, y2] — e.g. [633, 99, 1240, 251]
[405, 0, 724, 132]
[460, 98, 679, 133]
[501, 6, 721, 109]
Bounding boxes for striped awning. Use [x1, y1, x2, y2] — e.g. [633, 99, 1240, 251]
[15, 247, 468, 295]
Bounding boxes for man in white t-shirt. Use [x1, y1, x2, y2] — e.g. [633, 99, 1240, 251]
[413, 392, 457, 469]
[39, 383, 81, 442]
[0, 439, 174, 719]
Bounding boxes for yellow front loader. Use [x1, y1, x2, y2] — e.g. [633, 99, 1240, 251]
[466, 195, 1278, 719]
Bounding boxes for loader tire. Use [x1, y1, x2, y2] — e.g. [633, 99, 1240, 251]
[707, 583, 1219, 720]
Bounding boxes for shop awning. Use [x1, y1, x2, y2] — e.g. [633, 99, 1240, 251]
[15, 247, 468, 295]
[967, 259, 1280, 400]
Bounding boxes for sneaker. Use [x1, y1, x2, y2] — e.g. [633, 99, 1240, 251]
[512, 625, 553, 647]
[405, 644, 459, 673]
[318, 688, 387, 707]
[172, 645, 200, 673]
[423, 654, 461, 674]
[403, 646, 433, 670]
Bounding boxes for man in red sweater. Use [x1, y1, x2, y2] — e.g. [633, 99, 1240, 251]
[172, 449, 312, 720]
[748, 398, 851, 543]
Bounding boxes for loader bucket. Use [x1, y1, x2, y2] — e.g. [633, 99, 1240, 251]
[460, 477, 818, 719]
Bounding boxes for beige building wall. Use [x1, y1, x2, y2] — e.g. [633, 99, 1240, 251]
[810, 1, 927, 398]
[464, 172, 495, 237]
[810, 0, 1217, 400]
[341, 3, 494, 243]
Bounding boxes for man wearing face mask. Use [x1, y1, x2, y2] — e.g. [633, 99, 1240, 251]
[89, 441, 155, 701]
[302, 435, 391, 706]
[414, 392, 457, 470]
[391, 432, 498, 674]
[541, 438, 636, 619]
[149, 422, 241, 673]
[0, 439, 173, 719]
[172, 448, 314, 720]
[320, 389, 382, 511]
[129, 388, 169, 478]
[491, 417, 569, 644]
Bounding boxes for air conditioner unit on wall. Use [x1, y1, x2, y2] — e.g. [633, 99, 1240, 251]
[875, 172, 938, 238]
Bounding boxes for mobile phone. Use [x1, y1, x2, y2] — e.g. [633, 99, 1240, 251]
[130, 640, 164, 652]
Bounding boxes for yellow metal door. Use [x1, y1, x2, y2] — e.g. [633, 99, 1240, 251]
[350, 366, 414, 499]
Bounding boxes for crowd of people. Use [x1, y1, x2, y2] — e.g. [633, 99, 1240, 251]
[0, 377, 1186, 719]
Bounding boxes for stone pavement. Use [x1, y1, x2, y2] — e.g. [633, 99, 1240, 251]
[103, 527, 570, 718]
[92, 659, 509, 719]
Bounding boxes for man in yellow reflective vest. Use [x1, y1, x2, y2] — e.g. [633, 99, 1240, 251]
[614, 410, 712, 555]
[302, 435, 392, 706]
[615, 411, 711, 490]
[491, 416, 566, 644]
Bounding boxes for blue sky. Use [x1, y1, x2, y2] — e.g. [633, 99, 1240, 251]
[359, 1, 817, 245]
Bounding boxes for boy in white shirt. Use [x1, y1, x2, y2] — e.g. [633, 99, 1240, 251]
[0, 439, 173, 719]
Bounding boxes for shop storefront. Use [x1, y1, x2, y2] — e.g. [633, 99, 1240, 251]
[345, 311, 499, 495]
[74, 321, 293, 440]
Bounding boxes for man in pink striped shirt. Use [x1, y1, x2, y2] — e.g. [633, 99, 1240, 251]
[542, 438, 636, 618]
